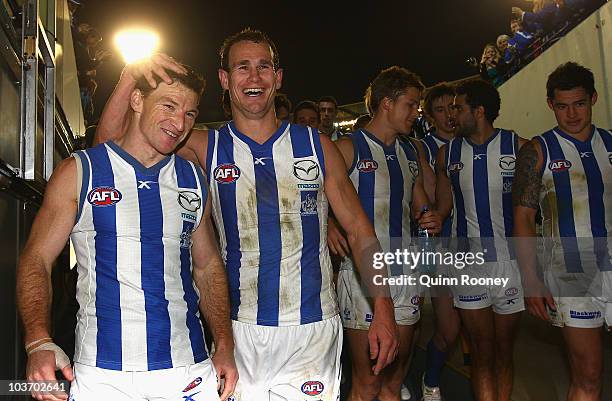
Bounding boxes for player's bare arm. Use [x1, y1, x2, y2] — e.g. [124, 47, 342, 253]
[409, 137, 437, 202]
[16, 158, 78, 398]
[191, 195, 237, 400]
[411, 165, 442, 235]
[512, 139, 554, 321]
[320, 134, 399, 375]
[434, 144, 453, 220]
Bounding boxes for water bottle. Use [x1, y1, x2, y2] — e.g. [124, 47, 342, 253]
[418, 206, 436, 275]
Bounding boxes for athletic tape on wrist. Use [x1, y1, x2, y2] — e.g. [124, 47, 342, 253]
[27, 342, 71, 370]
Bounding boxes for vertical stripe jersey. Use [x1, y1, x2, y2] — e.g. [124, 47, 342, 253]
[445, 129, 519, 261]
[535, 126, 612, 273]
[347, 130, 419, 268]
[205, 121, 338, 326]
[71, 142, 208, 371]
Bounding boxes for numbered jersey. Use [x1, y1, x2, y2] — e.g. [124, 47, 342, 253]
[71, 142, 208, 371]
[206, 121, 338, 326]
[445, 129, 519, 261]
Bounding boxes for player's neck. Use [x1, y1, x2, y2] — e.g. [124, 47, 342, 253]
[467, 124, 496, 145]
[434, 128, 454, 141]
[365, 119, 398, 146]
[320, 123, 333, 135]
[115, 131, 168, 168]
[559, 123, 593, 141]
[232, 110, 282, 144]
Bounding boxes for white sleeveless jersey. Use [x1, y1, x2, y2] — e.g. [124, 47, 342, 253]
[535, 126, 612, 273]
[445, 129, 519, 261]
[347, 130, 419, 264]
[71, 142, 208, 371]
[205, 121, 338, 326]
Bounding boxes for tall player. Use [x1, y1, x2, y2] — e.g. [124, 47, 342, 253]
[420, 82, 461, 401]
[435, 79, 526, 401]
[17, 66, 238, 401]
[96, 29, 401, 401]
[513, 62, 611, 401]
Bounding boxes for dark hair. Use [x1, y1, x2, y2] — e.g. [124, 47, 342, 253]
[423, 82, 455, 116]
[135, 63, 205, 98]
[353, 114, 372, 131]
[222, 90, 232, 119]
[546, 62, 596, 99]
[220, 28, 279, 71]
[293, 100, 319, 123]
[455, 79, 501, 124]
[318, 96, 338, 109]
[275, 93, 292, 113]
[364, 66, 425, 115]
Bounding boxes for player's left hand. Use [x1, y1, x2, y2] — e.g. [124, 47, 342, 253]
[417, 209, 442, 235]
[368, 298, 399, 375]
[211, 347, 238, 401]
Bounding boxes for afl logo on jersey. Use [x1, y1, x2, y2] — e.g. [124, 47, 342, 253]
[448, 161, 464, 173]
[357, 159, 378, 172]
[549, 159, 572, 173]
[407, 160, 419, 177]
[301, 381, 324, 396]
[214, 164, 241, 184]
[87, 187, 122, 207]
[293, 160, 320, 181]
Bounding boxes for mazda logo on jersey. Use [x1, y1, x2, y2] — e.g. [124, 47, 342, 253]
[87, 187, 122, 207]
[178, 191, 201, 212]
[214, 164, 241, 184]
[407, 160, 419, 176]
[499, 155, 515, 170]
[301, 381, 324, 396]
[293, 160, 320, 181]
[549, 159, 572, 173]
[356, 159, 378, 172]
[448, 161, 464, 173]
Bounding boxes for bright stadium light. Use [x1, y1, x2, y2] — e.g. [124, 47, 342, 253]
[114, 29, 160, 63]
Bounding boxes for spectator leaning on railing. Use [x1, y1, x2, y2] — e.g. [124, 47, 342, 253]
[479, 43, 508, 87]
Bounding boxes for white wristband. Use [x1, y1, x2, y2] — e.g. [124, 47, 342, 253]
[27, 342, 71, 370]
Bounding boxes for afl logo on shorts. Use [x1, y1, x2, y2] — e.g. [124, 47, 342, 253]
[214, 164, 241, 184]
[301, 381, 324, 396]
[87, 187, 122, 207]
[411, 296, 420, 306]
[182, 377, 202, 392]
[448, 161, 464, 173]
[549, 159, 572, 173]
[608, 153, 612, 165]
[293, 159, 320, 181]
[505, 287, 519, 297]
[357, 159, 378, 172]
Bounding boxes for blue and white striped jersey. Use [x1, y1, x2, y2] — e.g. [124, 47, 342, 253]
[535, 126, 612, 272]
[445, 129, 519, 261]
[421, 131, 449, 170]
[71, 142, 208, 371]
[205, 121, 338, 326]
[347, 130, 419, 266]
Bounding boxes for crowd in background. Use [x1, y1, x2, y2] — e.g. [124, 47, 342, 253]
[477, 0, 605, 87]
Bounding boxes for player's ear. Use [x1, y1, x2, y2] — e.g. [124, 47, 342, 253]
[591, 91, 598, 106]
[546, 97, 554, 111]
[381, 97, 392, 112]
[130, 89, 144, 113]
[218, 68, 229, 91]
[275, 68, 283, 90]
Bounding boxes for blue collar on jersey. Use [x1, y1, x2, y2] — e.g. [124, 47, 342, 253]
[553, 125, 596, 146]
[360, 129, 398, 151]
[107, 141, 172, 175]
[463, 128, 501, 149]
[228, 120, 290, 152]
